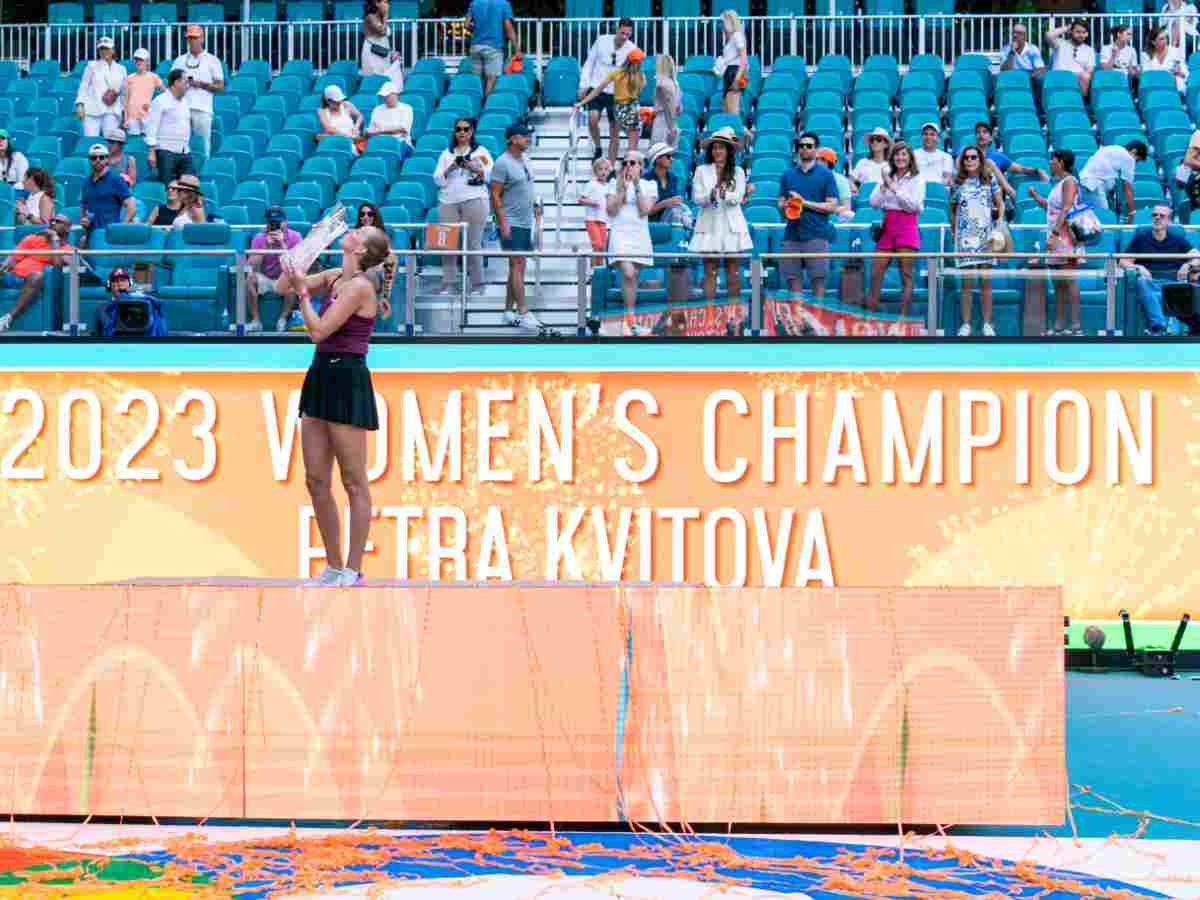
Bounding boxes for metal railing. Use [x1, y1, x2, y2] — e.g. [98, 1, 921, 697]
[4, 11, 1197, 77]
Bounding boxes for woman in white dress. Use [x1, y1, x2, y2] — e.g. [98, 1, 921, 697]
[360, 0, 400, 76]
[606, 150, 657, 335]
[714, 10, 749, 116]
[1029, 149, 1083, 335]
[16, 168, 54, 226]
[850, 127, 892, 194]
[652, 54, 681, 147]
[1144, 25, 1189, 92]
[689, 126, 752, 303]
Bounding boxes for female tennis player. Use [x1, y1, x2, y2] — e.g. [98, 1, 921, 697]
[277, 225, 394, 587]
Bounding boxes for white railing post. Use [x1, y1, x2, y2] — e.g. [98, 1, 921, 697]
[410, 20, 418, 70]
[927, 254, 940, 335]
[67, 249, 81, 336]
[918, 15, 926, 56]
[790, 15, 797, 57]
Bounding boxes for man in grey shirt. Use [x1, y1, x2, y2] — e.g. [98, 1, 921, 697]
[489, 122, 542, 329]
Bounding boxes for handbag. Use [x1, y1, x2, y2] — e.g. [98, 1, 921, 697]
[368, 40, 391, 58]
[1065, 197, 1102, 245]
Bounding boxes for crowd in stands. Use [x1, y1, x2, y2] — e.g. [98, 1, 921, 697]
[6, 2, 1200, 336]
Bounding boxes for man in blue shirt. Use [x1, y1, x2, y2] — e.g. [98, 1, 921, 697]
[80, 142, 134, 245]
[1119, 203, 1197, 335]
[776, 131, 840, 298]
[467, 0, 518, 96]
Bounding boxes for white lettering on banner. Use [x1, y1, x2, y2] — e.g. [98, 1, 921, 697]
[823, 392, 867, 484]
[1106, 390, 1153, 485]
[881, 389, 944, 485]
[703, 389, 749, 483]
[762, 389, 808, 484]
[261, 389, 301, 482]
[528, 388, 574, 483]
[959, 390, 1001, 485]
[58, 389, 102, 481]
[613, 389, 660, 483]
[380, 506, 422, 579]
[1045, 390, 1091, 485]
[477, 505, 512, 580]
[115, 389, 162, 481]
[402, 389, 463, 482]
[429, 506, 468, 580]
[477, 389, 514, 483]
[1, 388, 45, 480]
[1015, 389, 1031, 485]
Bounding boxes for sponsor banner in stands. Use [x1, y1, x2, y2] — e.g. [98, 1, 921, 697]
[765, 296, 928, 337]
[599, 302, 749, 337]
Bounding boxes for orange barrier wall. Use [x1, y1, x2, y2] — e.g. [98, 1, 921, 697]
[0, 584, 1064, 825]
[0, 369, 1182, 619]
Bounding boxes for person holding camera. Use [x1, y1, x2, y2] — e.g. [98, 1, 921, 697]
[0, 213, 72, 332]
[76, 36, 126, 139]
[434, 117, 493, 295]
[246, 205, 303, 333]
[171, 24, 224, 159]
[145, 70, 194, 186]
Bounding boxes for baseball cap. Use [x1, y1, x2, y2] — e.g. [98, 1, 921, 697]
[377, 82, 399, 97]
[265, 205, 286, 225]
[816, 146, 838, 164]
[868, 127, 891, 140]
[505, 122, 533, 139]
[88, 143, 109, 158]
[97, 36, 115, 49]
[133, 47, 150, 60]
[185, 23, 204, 38]
[323, 84, 346, 103]
[921, 121, 941, 133]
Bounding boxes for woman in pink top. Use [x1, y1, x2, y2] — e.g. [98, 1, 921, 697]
[277, 226, 394, 588]
[866, 140, 926, 315]
[122, 49, 163, 137]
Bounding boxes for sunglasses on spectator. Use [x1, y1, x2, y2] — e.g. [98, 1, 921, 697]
[625, 160, 640, 166]
[455, 125, 472, 132]
[90, 155, 108, 161]
[798, 142, 816, 149]
[360, 210, 375, 219]
[869, 136, 886, 142]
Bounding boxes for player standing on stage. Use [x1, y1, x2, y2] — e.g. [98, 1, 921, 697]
[277, 225, 394, 587]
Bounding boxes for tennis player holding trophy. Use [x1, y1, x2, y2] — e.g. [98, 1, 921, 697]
[275, 203, 398, 587]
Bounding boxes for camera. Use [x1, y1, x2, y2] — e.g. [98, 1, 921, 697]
[267, 222, 281, 232]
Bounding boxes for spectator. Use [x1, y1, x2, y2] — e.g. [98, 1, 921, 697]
[490, 122, 542, 330]
[913, 122, 954, 186]
[850, 127, 892, 193]
[434, 116, 493, 295]
[1001, 24, 1047, 79]
[356, 202, 385, 229]
[352, 203, 392, 299]
[1046, 19, 1095, 98]
[690, 127, 752, 305]
[76, 36, 126, 139]
[644, 142, 685, 225]
[246, 205, 303, 333]
[16, 168, 55, 226]
[579, 157, 611, 268]
[1143, 25, 1189, 93]
[579, 19, 637, 162]
[817, 147, 853, 221]
[0, 130, 28, 187]
[1101, 24, 1141, 84]
[467, 0, 518, 97]
[105, 128, 137, 186]
[971, 122, 1047, 204]
[171, 24, 224, 159]
[319, 85, 363, 151]
[145, 70, 194, 185]
[360, 0, 400, 77]
[606, 149, 657, 335]
[81, 142, 135, 242]
[1120, 203, 1196, 335]
[777, 131, 839, 298]
[122, 48, 162, 137]
[1028, 148, 1084, 335]
[146, 181, 184, 226]
[170, 174, 206, 229]
[715, 10, 749, 117]
[366, 82, 413, 161]
[866, 141, 925, 316]
[652, 54, 681, 147]
[950, 146, 1003, 336]
[1078, 140, 1147, 220]
[575, 47, 646, 166]
[1161, 0, 1198, 51]
[0, 213, 73, 332]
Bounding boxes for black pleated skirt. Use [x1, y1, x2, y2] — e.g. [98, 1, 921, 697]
[299, 352, 379, 431]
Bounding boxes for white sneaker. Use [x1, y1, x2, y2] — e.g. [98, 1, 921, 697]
[957, 323, 972, 337]
[502, 309, 520, 326]
[981, 322, 996, 337]
[518, 310, 543, 330]
[335, 568, 364, 587]
[0, 313, 10, 332]
[306, 566, 344, 587]
[275, 316, 289, 332]
[246, 318, 263, 333]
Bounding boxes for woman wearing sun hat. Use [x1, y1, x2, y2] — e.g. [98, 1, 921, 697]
[574, 47, 647, 165]
[76, 36, 127, 139]
[168, 174, 207, 230]
[850, 126, 892, 194]
[690, 126, 752, 303]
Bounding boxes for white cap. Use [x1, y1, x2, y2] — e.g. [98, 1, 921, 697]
[323, 84, 346, 103]
[97, 36, 115, 49]
[868, 126, 891, 140]
[921, 121, 940, 133]
[88, 143, 109, 157]
[377, 82, 399, 97]
[133, 47, 150, 60]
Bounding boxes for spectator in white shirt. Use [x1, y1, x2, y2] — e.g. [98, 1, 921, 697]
[171, 24, 224, 160]
[76, 36, 126, 138]
[433, 117, 494, 295]
[366, 82, 413, 161]
[1144, 25, 1190, 93]
[144, 70, 194, 186]
[1047, 19, 1096, 98]
[1161, 0, 1199, 51]
[1000, 24, 1047, 78]
[913, 122, 954, 187]
[1078, 140, 1148, 221]
[578, 18, 637, 162]
[850, 127, 892, 193]
[1101, 24, 1141, 86]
